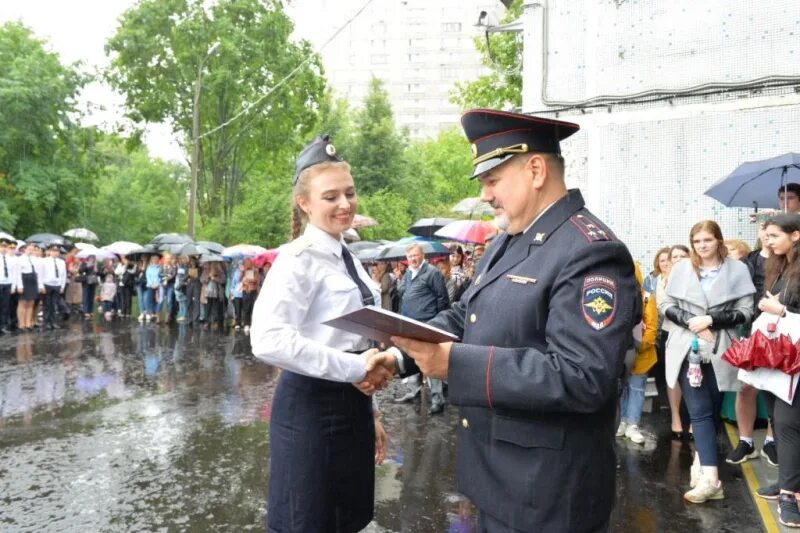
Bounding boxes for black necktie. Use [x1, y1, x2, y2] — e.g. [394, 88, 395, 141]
[486, 233, 519, 271]
[53, 258, 59, 278]
[341, 245, 375, 306]
[2, 255, 6, 278]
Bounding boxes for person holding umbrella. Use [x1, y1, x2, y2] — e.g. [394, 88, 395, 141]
[78, 255, 99, 320]
[250, 134, 391, 533]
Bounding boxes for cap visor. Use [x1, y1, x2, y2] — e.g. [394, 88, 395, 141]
[470, 154, 515, 179]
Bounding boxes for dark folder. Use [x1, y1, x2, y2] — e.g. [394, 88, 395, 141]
[323, 305, 460, 346]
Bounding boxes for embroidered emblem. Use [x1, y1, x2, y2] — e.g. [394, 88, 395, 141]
[582, 275, 617, 330]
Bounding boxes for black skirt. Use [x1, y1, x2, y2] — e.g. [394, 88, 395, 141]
[267, 370, 375, 533]
[20, 271, 39, 301]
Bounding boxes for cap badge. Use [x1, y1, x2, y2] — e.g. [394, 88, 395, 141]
[325, 143, 337, 156]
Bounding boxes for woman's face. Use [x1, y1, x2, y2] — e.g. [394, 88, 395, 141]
[725, 244, 743, 260]
[691, 230, 719, 262]
[297, 166, 356, 238]
[450, 252, 463, 266]
[765, 224, 800, 256]
[657, 252, 670, 274]
[670, 248, 689, 265]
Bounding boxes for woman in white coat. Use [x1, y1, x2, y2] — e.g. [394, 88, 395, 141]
[660, 220, 755, 503]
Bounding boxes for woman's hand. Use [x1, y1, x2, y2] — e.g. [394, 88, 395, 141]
[687, 315, 712, 333]
[697, 329, 715, 343]
[374, 417, 387, 465]
[758, 291, 786, 316]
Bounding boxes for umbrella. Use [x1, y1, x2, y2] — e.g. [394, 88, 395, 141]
[254, 249, 279, 268]
[222, 244, 268, 259]
[704, 153, 800, 209]
[63, 228, 99, 241]
[376, 238, 451, 261]
[199, 253, 227, 264]
[77, 248, 115, 261]
[451, 197, 495, 217]
[343, 228, 360, 242]
[26, 233, 70, 246]
[149, 233, 194, 250]
[75, 242, 96, 251]
[102, 241, 142, 256]
[176, 242, 208, 257]
[126, 245, 162, 260]
[407, 217, 459, 238]
[0, 231, 16, 242]
[196, 240, 225, 254]
[351, 214, 378, 229]
[434, 220, 497, 244]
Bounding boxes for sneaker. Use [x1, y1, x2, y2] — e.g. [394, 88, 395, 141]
[761, 441, 779, 467]
[779, 493, 800, 528]
[684, 478, 724, 503]
[616, 421, 627, 438]
[138, 313, 144, 322]
[756, 482, 780, 500]
[235, 324, 241, 330]
[690, 461, 702, 489]
[726, 440, 758, 464]
[243, 325, 250, 334]
[625, 424, 645, 444]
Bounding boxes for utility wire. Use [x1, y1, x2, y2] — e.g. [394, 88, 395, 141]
[198, 0, 376, 140]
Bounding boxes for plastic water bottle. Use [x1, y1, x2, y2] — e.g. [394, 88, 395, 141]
[687, 337, 703, 387]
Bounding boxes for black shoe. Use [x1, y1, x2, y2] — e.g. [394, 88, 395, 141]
[427, 403, 445, 416]
[726, 440, 759, 464]
[393, 391, 420, 404]
[761, 441, 779, 467]
[779, 493, 800, 528]
[757, 482, 780, 500]
[671, 430, 684, 441]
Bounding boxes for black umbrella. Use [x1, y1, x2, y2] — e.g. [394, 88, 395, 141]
[199, 253, 227, 264]
[126, 244, 162, 260]
[376, 238, 451, 261]
[149, 233, 194, 251]
[407, 217, 458, 238]
[26, 233, 71, 246]
[196, 240, 225, 254]
[177, 242, 209, 257]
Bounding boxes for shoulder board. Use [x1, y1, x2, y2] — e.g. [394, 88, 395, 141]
[283, 236, 313, 256]
[569, 214, 613, 243]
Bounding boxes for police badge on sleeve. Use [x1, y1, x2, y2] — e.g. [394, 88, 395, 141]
[582, 275, 617, 330]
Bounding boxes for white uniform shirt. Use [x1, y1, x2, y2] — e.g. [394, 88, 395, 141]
[14, 254, 44, 292]
[40, 256, 67, 289]
[251, 223, 381, 383]
[0, 253, 16, 286]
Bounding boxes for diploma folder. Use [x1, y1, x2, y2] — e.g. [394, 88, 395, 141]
[323, 305, 460, 345]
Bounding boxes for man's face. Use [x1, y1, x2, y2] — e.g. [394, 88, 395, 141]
[478, 156, 537, 234]
[472, 246, 485, 262]
[779, 191, 800, 213]
[406, 247, 423, 269]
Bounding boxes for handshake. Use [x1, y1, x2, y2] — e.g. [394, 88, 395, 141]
[353, 348, 397, 396]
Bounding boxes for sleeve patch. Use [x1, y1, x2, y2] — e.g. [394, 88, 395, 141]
[570, 214, 612, 242]
[582, 275, 617, 330]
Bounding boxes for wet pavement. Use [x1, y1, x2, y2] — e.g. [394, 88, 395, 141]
[0, 320, 765, 532]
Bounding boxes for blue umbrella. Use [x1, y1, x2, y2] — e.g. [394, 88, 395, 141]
[704, 153, 800, 209]
[375, 238, 450, 261]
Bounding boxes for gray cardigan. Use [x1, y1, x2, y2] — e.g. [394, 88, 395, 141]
[659, 257, 755, 391]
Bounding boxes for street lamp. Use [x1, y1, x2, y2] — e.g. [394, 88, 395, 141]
[188, 42, 220, 239]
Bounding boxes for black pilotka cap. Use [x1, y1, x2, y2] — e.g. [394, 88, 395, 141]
[292, 134, 342, 185]
[461, 109, 580, 179]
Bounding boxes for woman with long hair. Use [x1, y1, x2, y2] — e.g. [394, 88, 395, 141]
[78, 254, 99, 320]
[660, 221, 755, 503]
[753, 214, 800, 525]
[14, 243, 44, 331]
[239, 257, 259, 333]
[250, 135, 390, 532]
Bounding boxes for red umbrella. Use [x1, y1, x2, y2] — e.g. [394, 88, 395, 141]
[254, 249, 279, 268]
[722, 330, 797, 371]
[433, 220, 497, 244]
[351, 214, 378, 229]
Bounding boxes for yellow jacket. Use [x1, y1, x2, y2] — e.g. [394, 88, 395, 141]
[632, 263, 658, 375]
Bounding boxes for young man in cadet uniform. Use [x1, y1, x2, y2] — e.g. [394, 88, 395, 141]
[367, 109, 641, 532]
[40, 243, 67, 330]
[0, 237, 16, 335]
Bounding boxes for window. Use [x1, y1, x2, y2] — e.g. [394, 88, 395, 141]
[442, 22, 461, 32]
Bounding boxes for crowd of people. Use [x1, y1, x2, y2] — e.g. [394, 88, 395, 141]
[0, 239, 272, 334]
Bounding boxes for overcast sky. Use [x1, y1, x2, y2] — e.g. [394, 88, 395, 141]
[0, 1, 184, 162]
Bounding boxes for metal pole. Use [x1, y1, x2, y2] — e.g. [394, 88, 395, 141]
[189, 74, 201, 239]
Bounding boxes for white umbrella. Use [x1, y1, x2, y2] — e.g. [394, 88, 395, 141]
[64, 228, 99, 241]
[343, 228, 360, 242]
[451, 197, 494, 217]
[77, 248, 115, 260]
[0, 231, 16, 242]
[222, 244, 268, 259]
[103, 241, 142, 256]
[74, 242, 96, 251]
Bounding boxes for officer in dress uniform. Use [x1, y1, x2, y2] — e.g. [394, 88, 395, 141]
[0, 237, 17, 335]
[250, 134, 392, 533]
[40, 243, 67, 330]
[367, 109, 641, 532]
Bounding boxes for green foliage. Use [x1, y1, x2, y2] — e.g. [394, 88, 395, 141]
[406, 129, 477, 212]
[105, 0, 327, 226]
[357, 189, 413, 241]
[0, 21, 93, 236]
[451, 0, 523, 110]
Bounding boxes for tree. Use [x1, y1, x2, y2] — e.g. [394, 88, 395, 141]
[451, 0, 523, 110]
[105, 0, 327, 229]
[348, 78, 407, 195]
[0, 22, 93, 236]
[357, 190, 413, 241]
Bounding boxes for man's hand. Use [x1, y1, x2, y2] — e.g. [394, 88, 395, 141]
[391, 336, 452, 379]
[353, 349, 394, 396]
